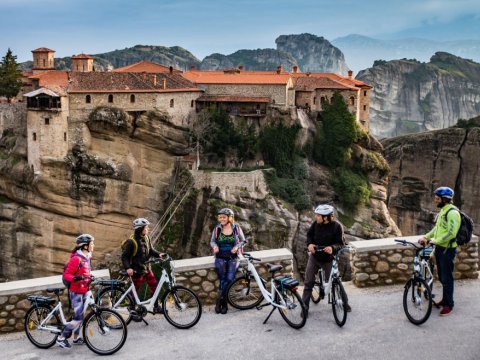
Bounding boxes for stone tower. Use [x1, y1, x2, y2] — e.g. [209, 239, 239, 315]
[71, 53, 95, 72]
[31, 47, 55, 74]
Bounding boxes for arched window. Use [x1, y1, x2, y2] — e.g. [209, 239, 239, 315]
[350, 96, 355, 106]
[32, 132, 37, 141]
[191, 100, 194, 108]
[64, 132, 67, 141]
[363, 105, 367, 111]
[313, 97, 316, 104]
[86, 95, 91, 104]
[364, 91, 367, 96]
[170, 99, 174, 108]
[108, 94, 113, 103]
[130, 94, 136, 103]
[320, 96, 326, 104]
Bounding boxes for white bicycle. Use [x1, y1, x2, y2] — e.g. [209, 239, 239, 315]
[97, 255, 202, 329]
[24, 276, 127, 356]
[226, 244, 307, 329]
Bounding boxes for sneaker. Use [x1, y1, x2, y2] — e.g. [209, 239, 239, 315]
[153, 306, 164, 314]
[434, 300, 444, 309]
[56, 338, 72, 349]
[72, 337, 84, 345]
[345, 304, 352, 312]
[440, 306, 453, 316]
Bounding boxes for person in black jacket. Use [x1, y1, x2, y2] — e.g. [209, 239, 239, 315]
[301, 204, 350, 316]
[122, 218, 165, 313]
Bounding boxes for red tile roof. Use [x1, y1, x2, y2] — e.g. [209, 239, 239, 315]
[113, 61, 181, 73]
[72, 53, 95, 59]
[28, 71, 69, 93]
[197, 95, 271, 103]
[183, 70, 291, 85]
[31, 47, 55, 53]
[67, 72, 200, 93]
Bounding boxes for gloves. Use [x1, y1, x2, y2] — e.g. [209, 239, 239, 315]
[73, 275, 83, 282]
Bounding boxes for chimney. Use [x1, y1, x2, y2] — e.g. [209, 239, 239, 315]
[162, 78, 167, 89]
[348, 70, 353, 79]
[238, 65, 244, 71]
[277, 65, 282, 74]
[169, 66, 173, 75]
[153, 74, 157, 86]
[293, 65, 298, 73]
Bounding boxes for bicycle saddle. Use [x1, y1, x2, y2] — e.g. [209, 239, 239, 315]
[46, 288, 64, 295]
[266, 264, 283, 273]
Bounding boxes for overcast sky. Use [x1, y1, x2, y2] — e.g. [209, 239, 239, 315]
[1, 0, 480, 62]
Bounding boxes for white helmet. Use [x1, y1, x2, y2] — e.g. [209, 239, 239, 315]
[314, 204, 334, 216]
[133, 218, 150, 230]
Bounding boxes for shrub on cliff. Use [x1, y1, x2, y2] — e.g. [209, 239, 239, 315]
[331, 167, 371, 212]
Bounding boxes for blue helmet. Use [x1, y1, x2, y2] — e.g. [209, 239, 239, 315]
[434, 186, 454, 199]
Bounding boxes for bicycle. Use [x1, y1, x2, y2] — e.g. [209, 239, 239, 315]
[395, 239, 435, 325]
[308, 246, 349, 327]
[24, 276, 127, 356]
[97, 254, 202, 329]
[226, 243, 307, 329]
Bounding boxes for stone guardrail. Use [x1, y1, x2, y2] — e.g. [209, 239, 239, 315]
[350, 235, 479, 287]
[0, 249, 293, 334]
[0, 269, 110, 333]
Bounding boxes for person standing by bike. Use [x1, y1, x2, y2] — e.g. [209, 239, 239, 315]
[56, 234, 95, 349]
[122, 218, 165, 313]
[210, 208, 246, 314]
[302, 204, 350, 317]
[419, 186, 461, 316]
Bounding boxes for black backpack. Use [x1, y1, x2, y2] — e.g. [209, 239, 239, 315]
[445, 207, 474, 246]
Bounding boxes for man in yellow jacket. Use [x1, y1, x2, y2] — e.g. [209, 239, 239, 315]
[419, 186, 461, 317]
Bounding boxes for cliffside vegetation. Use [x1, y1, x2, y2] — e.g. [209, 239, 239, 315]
[0, 49, 22, 101]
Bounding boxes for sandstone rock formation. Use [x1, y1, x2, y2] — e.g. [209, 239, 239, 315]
[357, 52, 480, 138]
[383, 127, 480, 236]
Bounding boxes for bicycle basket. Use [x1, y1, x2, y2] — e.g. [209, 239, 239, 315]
[274, 276, 299, 290]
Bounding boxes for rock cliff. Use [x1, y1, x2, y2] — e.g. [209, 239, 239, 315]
[357, 52, 480, 138]
[383, 126, 480, 236]
[276, 33, 349, 75]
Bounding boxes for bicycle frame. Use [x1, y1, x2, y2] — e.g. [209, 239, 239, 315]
[111, 267, 171, 313]
[317, 255, 340, 300]
[238, 253, 289, 310]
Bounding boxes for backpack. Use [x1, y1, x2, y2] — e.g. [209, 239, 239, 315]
[121, 235, 139, 258]
[445, 207, 474, 246]
[62, 254, 84, 289]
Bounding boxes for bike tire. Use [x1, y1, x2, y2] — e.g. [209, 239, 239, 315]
[277, 288, 307, 329]
[162, 286, 202, 329]
[83, 308, 127, 356]
[311, 272, 322, 304]
[24, 304, 61, 349]
[97, 287, 134, 325]
[403, 277, 432, 325]
[227, 275, 264, 310]
[331, 279, 348, 327]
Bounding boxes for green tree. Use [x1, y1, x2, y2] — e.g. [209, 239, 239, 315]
[0, 48, 22, 101]
[313, 92, 358, 168]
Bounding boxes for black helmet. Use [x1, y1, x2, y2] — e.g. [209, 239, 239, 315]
[76, 234, 94, 248]
[133, 218, 150, 230]
[218, 208, 234, 217]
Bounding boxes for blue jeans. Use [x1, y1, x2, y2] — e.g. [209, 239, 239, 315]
[435, 246, 456, 308]
[214, 258, 238, 298]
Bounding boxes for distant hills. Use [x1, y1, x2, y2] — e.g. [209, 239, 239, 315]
[332, 34, 480, 72]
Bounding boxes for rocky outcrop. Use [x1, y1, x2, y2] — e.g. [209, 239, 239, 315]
[276, 33, 350, 75]
[357, 52, 480, 138]
[200, 49, 297, 71]
[383, 127, 480, 236]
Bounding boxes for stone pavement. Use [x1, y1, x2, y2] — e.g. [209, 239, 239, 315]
[1, 279, 479, 360]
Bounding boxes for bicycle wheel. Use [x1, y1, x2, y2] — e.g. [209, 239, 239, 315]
[227, 276, 264, 310]
[311, 272, 322, 304]
[24, 305, 62, 349]
[277, 288, 307, 329]
[162, 286, 202, 329]
[98, 287, 134, 325]
[331, 280, 348, 327]
[403, 277, 432, 325]
[83, 309, 127, 356]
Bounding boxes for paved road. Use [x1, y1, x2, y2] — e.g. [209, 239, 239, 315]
[1, 279, 480, 360]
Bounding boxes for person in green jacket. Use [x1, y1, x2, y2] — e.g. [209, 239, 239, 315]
[419, 186, 461, 317]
